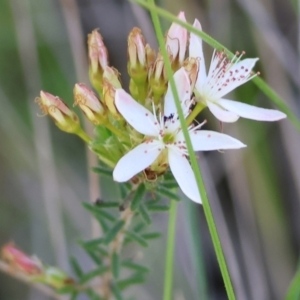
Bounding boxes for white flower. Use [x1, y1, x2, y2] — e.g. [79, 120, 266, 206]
[189, 19, 287, 123]
[113, 68, 246, 203]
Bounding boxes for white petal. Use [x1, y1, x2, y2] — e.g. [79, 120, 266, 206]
[115, 89, 159, 136]
[189, 19, 207, 91]
[219, 98, 287, 121]
[168, 150, 201, 203]
[215, 58, 259, 99]
[113, 141, 163, 182]
[163, 68, 191, 133]
[207, 101, 240, 123]
[164, 68, 191, 117]
[189, 130, 246, 151]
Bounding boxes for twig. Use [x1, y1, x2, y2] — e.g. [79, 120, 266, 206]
[0, 261, 61, 300]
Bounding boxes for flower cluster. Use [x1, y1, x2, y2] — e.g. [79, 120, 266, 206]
[36, 12, 286, 203]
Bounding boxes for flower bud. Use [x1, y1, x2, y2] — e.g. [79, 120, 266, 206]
[149, 52, 168, 103]
[36, 91, 80, 133]
[103, 67, 122, 120]
[166, 11, 187, 69]
[1, 243, 43, 276]
[74, 83, 106, 125]
[88, 29, 109, 95]
[128, 28, 152, 85]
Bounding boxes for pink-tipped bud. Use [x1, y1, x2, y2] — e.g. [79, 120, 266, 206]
[74, 83, 106, 124]
[88, 29, 109, 74]
[88, 29, 109, 94]
[166, 11, 188, 68]
[103, 67, 122, 119]
[35, 91, 80, 133]
[128, 27, 146, 69]
[1, 243, 43, 276]
[127, 27, 155, 85]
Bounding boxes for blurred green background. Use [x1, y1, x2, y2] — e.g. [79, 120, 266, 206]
[0, 0, 299, 299]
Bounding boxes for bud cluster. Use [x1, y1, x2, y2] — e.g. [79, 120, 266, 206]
[1, 243, 74, 290]
[35, 12, 193, 175]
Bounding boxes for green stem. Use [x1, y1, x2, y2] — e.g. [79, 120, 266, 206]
[104, 122, 128, 140]
[285, 257, 300, 300]
[76, 128, 92, 143]
[148, 3, 236, 300]
[186, 102, 206, 126]
[186, 201, 208, 299]
[163, 200, 177, 300]
[130, 0, 300, 133]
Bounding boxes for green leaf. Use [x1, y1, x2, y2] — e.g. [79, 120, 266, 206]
[122, 261, 149, 273]
[142, 232, 162, 240]
[99, 219, 110, 233]
[155, 186, 181, 201]
[82, 203, 116, 222]
[133, 222, 146, 233]
[117, 275, 146, 290]
[92, 166, 112, 177]
[70, 291, 79, 300]
[56, 285, 75, 294]
[160, 181, 178, 190]
[96, 246, 109, 257]
[104, 220, 125, 244]
[95, 201, 120, 208]
[111, 282, 124, 300]
[86, 289, 103, 300]
[79, 266, 109, 284]
[69, 256, 83, 278]
[147, 205, 170, 212]
[79, 238, 105, 249]
[138, 204, 152, 224]
[130, 184, 146, 210]
[85, 249, 102, 265]
[112, 252, 120, 279]
[125, 230, 148, 247]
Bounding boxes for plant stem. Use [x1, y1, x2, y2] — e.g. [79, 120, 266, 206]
[186, 102, 206, 126]
[148, 3, 236, 300]
[105, 122, 128, 140]
[163, 200, 177, 300]
[76, 128, 92, 143]
[0, 261, 62, 300]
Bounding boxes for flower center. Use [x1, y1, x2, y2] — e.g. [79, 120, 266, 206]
[162, 132, 175, 144]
